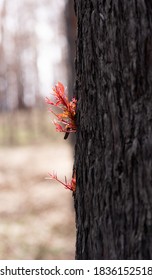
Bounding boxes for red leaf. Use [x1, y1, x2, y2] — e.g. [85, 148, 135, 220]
[45, 82, 77, 135]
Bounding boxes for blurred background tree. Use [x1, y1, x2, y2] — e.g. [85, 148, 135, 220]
[0, 0, 76, 260]
[65, 0, 76, 144]
[0, 0, 72, 145]
[65, 0, 76, 100]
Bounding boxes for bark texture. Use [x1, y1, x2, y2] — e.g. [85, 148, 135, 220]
[74, 0, 152, 259]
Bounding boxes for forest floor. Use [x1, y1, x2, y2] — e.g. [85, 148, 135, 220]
[0, 142, 75, 260]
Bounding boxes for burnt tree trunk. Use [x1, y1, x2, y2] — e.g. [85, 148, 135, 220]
[74, 0, 152, 259]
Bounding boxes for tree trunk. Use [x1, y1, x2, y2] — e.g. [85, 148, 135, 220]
[74, 0, 152, 259]
[65, 0, 76, 101]
[65, 0, 76, 144]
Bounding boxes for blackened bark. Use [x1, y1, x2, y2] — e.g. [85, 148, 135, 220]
[74, 0, 152, 259]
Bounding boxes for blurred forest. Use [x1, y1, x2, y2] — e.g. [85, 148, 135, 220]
[0, 0, 76, 259]
[0, 0, 70, 145]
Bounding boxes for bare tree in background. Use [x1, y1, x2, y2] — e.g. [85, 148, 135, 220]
[0, 0, 54, 111]
[74, 0, 152, 259]
[65, 0, 76, 100]
[0, 0, 67, 145]
[0, 0, 7, 111]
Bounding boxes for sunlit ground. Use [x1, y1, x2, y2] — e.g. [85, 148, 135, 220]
[0, 142, 75, 260]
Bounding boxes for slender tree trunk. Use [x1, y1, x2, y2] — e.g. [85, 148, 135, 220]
[74, 0, 152, 259]
[65, 0, 76, 101]
[65, 0, 76, 144]
[0, 0, 7, 111]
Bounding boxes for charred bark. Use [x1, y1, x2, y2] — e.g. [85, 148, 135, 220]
[74, 0, 152, 259]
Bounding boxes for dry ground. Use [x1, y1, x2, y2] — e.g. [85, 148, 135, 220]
[0, 142, 75, 259]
